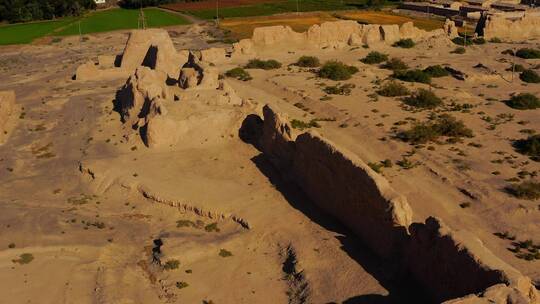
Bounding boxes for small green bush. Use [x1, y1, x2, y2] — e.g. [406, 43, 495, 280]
[225, 67, 252, 81]
[12, 253, 34, 265]
[295, 56, 320, 67]
[403, 89, 441, 108]
[163, 259, 180, 270]
[318, 61, 359, 80]
[520, 69, 540, 83]
[324, 83, 355, 95]
[472, 37, 486, 44]
[423, 65, 449, 77]
[291, 119, 321, 130]
[515, 48, 540, 59]
[505, 93, 540, 110]
[393, 69, 431, 84]
[381, 58, 408, 71]
[451, 47, 466, 54]
[377, 81, 410, 97]
[514, 135, 540, 161]
[505, 181, 540, 200]
[392, 38, 415, 48]
[360, 51, 388, 64]
[506, 64, 526, 73]
[399, 114, 473, 144]
[176, 281, 189, 289]
[244, 59, 282, 70]
[489, 37, 502, 43]
[219, 249, 233, 257]
[452, 37, 473, 46]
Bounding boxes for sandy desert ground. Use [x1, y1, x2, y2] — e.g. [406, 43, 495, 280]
[0, 19, 539, 304]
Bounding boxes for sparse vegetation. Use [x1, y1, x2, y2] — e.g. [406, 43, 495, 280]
[452, 36, 472, 46]
[323, 83, 355, 95]
[244, 59, 282, 70]
[12, 253, 34, 264]
[295, 56, 320, 67]
[423, 65, 449, 77]
[392, 38, 415, 48]
[290, 119, 321, 130]
[377, 81, 410, 97]
[219, 249, 233, 257]
[472, 37, 486, 45]
[489, 37, 502, 43]
[163, 259, 180, 270]
[398, 114, 473, 144]
[515, 48, 540, 59]
[318, 61, 358, 80]
[176, 281, 189, 289]
[225, 67, 252, 81]
[381, 58, 408, 71]
[176, 219, 204, 229]
[505, 93, 540, 110]
[403, 89, 441, 108]
[393, 69, 431, 84]
[204, 222, 220, 232]
[514, 135, 540, 161]
[505, 181, 540, 200]
[451, 47, 466, 54]
[360, 51, 388, 64]
[520, 69, 540, 83]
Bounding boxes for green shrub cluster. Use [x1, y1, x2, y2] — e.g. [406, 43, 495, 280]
[516, 48, 540, 59]
[399, 114, 473, 144]
[505, 93, 540, 110]
[244, 59, 282, 70]
[506, 64, 526, 73]
[291, 119, 321, 130]
[225, 67, 252, 81]
[403, 89, 441, 108]
[360, 51, 388, 64]
[393, 69, 431, 84]
[452, 37, 473, 46]
[451, 47, 466, 54]
[295, 56, 320, 67]
[392, 38, 415, 48]
[520, 69, 540, 83]
[514, 135, 540, 161]
[505, 181, 540, 200]
[324, 83, 355, 95]
[318, 61, 359, 80]
[381, 58, 408, 71]
[423, 65, 449, 77]
[377, 81, 410, 97]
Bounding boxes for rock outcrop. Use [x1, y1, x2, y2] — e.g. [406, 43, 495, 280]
[477, 13, 540, 40]
[443, 19, 459, 38]
[244, 104, 539, 303]
[0, 91, 17, 145]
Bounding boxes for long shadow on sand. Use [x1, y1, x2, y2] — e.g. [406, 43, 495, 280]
[251, 154, 432, 304]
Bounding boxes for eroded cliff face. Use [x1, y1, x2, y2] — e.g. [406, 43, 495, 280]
[478, 13, 540, 40]
[245, 104, 539, 303]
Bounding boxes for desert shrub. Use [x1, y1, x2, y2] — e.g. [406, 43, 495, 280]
[505, 93, 540, 110]
[324, 83, 355, 95]
[360, 51, 388, 64]
[451, 47, 466, 54]
[506, 64, 526, 73]
[381, 58, 408, 71]
[472, 37, 486, 44]
[489, 37, 502, 43]
[204, 222, 220, 232]
[318, 61, 359, 80]
[244, 59, 282, 70]
[403, 89, 441, 108]
[393, 38, 415, 48]
[520, 69, 540, 83]
[219, 249, 233, 257]
[393, 69, 431, 84]
[291, 119, 321, 130]
[452, 36, 473, 46]
[163, 259, 180, 270]
[12, 253, 34, 264]
[505, 181, 540, 200]
[377, 81, 410, 97]
[176, 281, 189, 289]
[514, 135, 540, 161]
[295, 56, 320, 67]
[516, 48, 540, 59]
[399, 114, 473, 144]
[225, 67, 252, 81]
[423, 65, 449, 77]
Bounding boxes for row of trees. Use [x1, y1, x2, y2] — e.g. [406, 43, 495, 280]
[0, 0, 97, 23]
[119, 0, 202, 8]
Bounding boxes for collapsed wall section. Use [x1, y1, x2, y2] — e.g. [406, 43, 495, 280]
[477, 13, 540, 40]
[0, 91, 17, 145]
[247, 104, 539, 303]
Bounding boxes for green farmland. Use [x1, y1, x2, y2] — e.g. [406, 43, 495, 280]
[181, 0, 370, 20]
[0, 8, 190, 45]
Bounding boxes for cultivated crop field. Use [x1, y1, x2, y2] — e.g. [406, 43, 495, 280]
[0, 18, 75, 45]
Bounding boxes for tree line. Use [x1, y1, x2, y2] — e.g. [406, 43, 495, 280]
[0, 0, 97, 23]
[119, 0, 202, 9]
